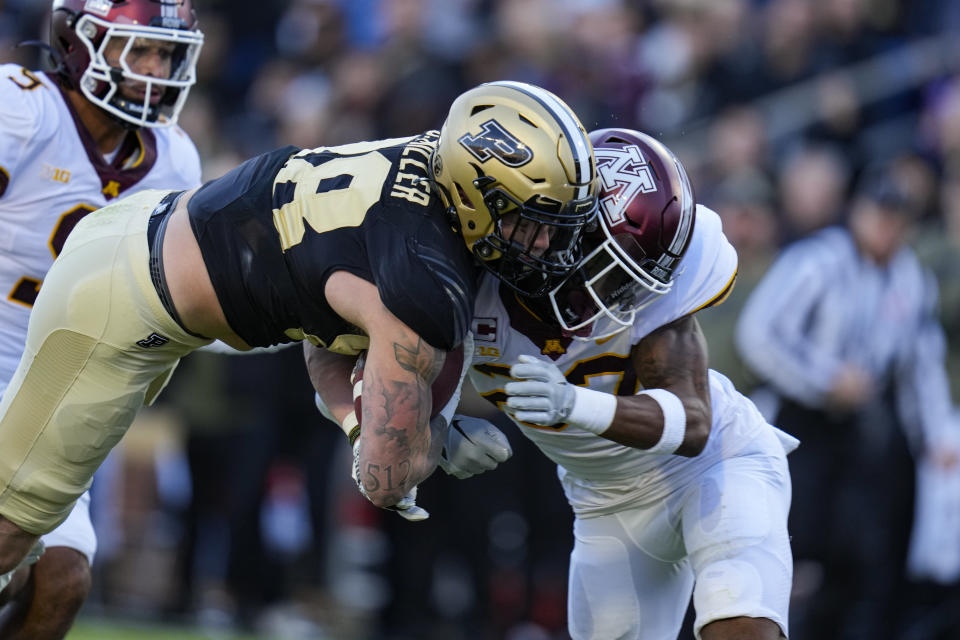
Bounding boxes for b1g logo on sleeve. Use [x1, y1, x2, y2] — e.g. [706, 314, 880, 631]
[596, 145, 657, 225]
[458, 120, 533, 167]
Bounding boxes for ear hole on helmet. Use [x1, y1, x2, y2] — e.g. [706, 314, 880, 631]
[455, 182, 475, 209]
[531, 195, 562, 213]
[518, 114, 538, 128]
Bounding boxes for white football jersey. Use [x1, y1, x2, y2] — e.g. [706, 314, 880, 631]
[469, 205, 785, 516]
[0, 65, 202, 394]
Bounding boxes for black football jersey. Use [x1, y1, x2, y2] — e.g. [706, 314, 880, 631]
[186, 131, 477, 352]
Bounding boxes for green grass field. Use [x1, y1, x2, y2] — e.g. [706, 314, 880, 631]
[67, 619, 260, 640]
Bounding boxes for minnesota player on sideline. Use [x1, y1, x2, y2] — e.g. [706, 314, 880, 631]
[466, 129, 796, 639]
[0, 0, 203, 637]
[0, 81, 598, 596]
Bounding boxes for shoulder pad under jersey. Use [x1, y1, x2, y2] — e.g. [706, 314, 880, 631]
[629, 204, 738, 342]
[154, 124, 203, 189]
[0, 66, 56, 194]
[368, 211, 477, 351]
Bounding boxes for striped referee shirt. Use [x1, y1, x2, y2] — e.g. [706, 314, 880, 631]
[735, 226, 954, 452]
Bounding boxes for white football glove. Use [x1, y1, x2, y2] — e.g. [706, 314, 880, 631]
[504, 355, 577, 427]
[438, 415, 513, 479]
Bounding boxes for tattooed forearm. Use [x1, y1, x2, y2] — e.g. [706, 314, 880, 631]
[394, 337, 445, 382]
[355, 351, 441, 504]
[361, 459, 411, 493]
[364, 369, 422, 450]
[376, 425, 409, 449]
[352, 337, 450, 507]
[392, 337, 444, 428]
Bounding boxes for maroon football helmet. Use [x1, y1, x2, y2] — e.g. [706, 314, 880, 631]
[549, 128, 696, 339]
[51, 0, 203, 128]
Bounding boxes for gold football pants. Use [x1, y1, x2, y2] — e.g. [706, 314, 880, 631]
[0, 190, 209, 534]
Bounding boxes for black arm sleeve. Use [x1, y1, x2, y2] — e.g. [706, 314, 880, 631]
[368, 213, 477, 351]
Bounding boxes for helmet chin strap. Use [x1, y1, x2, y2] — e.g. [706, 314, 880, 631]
[414, 175, 460, 233]
[16, 40, 62, 72]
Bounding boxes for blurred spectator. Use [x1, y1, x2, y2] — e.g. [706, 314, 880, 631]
[754, 0, 818, 95]
[698, 171, 779, 393]
[775, 142, 851, 242]
[920, 74, 960, 169]
[916, 161, 960, 399]
[160, 346, 341, 637]
[706, 105, 769, 185]
[736, 165, 960, 640]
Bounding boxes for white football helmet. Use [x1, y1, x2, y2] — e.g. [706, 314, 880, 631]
[549, 128, 696, 340]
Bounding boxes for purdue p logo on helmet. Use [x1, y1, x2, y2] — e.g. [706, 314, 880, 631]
[457, 120, 533, 167]
[432, 81, 598, 297]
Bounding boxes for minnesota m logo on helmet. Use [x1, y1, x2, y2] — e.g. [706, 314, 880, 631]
[457, 120, 533, 167]
[596, 144, 658, 226]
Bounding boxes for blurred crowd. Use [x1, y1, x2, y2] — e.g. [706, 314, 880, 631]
[3, 0, 960, 638]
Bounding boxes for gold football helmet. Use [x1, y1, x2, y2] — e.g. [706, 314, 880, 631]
[431, 81, 598, 296]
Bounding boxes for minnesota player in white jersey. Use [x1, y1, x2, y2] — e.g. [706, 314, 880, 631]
[467, 129, 796, 639]
[0, 0, 202, 636]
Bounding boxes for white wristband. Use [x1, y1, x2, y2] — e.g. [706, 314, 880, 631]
[340, 411, 360, 445]
[315, 390, 360, 445]
[637, 389, 686, 454]
[567, 386, 617, 435]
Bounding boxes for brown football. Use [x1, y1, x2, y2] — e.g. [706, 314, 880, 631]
[352, 344, 464, 423]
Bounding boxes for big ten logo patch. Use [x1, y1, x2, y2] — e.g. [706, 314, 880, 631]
[42, 164, 71, 184]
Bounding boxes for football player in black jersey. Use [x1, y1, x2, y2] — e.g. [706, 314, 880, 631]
[0, 81, 598, 573]
[305, 81, 598, 516]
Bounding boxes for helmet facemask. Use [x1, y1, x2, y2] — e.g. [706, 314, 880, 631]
[73, 13, 203, 128]
[472, 180, 598, 298]
[549, 227, 675, 340]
